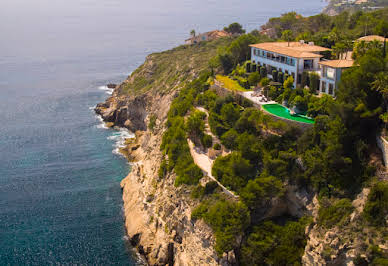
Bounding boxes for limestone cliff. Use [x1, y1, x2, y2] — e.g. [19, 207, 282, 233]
[95, 39, 236, 265]
[95, 38, 387, 265]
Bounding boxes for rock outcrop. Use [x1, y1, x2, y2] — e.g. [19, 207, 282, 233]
[96, 76, 223, 265]
[302, 189, 372, 266]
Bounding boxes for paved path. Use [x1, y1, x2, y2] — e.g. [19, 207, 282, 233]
[241, 91, 276, 106]
[188, 139, 238, 198]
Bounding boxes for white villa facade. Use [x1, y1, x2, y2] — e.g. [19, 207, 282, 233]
[318, 60, 354, 96]
[250, 41, 354, 96]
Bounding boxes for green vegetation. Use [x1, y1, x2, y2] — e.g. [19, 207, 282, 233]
[262, 9, 388, 44]
[318, 198, 354, 228]
[192, 198, 250, 256]
[160, 73, 213, 186]
[363, 181, 388, 226]
[119, 37, 234, 95]
[241, 217, 311, 266]
[148, 114, 157, 132]
[216, 75, 250, 92]
[224, 22, 245, 35]
[156, 8, 388, 264]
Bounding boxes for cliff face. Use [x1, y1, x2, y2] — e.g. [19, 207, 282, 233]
[95, 38, 386, 265]
[96, 83, 222, 265]
[95, 39, 236, 265]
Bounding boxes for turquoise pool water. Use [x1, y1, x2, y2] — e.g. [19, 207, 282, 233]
[262, 104, 315, 124]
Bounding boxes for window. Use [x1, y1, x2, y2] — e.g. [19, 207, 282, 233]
[304, 59, 313, 70]
[322, 66, 327, 77]
[327, 67, 335, 79]
[290, 58, 295, 66]
[328, 83, 334, 95]
[321, 81, 326, 93]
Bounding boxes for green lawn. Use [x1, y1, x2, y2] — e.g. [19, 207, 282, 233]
[262, 104, 315, 124]
[216, 75, 250, 92]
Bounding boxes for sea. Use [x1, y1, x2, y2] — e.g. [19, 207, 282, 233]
[0, 0, 327, 264]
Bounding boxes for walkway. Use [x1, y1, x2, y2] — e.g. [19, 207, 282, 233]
[188, 139, 238, 198]
[241, 91, 276, 106]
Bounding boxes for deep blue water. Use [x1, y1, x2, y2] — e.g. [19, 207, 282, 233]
[0, 0, 326, 264]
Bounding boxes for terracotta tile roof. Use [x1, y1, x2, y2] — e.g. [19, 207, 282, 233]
[185, 30, 231, 42]
[207, 30, 231, 38]
[357, 35, 386, 42]
[249, 42, 329, 58]
[318, 59, 354, 68]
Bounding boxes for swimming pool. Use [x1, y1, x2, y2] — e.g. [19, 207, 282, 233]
[262, 104, 315, 124]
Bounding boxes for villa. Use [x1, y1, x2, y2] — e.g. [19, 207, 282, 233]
[250, 41, 355, 96]
[318, 59, 354, 96]
[185, 30, 231, 45]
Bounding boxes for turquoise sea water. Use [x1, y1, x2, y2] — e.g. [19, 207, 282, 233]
[0, 0, 326, 264]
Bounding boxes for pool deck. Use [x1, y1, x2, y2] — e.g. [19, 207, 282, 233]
[241, 91, 277, 105]
[241, 92, 314, 127]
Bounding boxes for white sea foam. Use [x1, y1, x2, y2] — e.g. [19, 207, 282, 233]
[95, 114, 108, 129]
[108, 127, 135, 156]
[89, 105, 96, 110]
[98, 85, 114, 95]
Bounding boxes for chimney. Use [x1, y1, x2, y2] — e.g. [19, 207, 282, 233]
[308, 42, 315, 46]
[299, 40, 305, 44]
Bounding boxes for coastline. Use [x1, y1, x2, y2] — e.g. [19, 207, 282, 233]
[95, 3, 333, 265]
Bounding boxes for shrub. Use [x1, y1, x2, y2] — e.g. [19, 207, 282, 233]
[292, 95, 308, 113]
[186, 110, 205, 139]
[318, 198, 354, 228]
[212, 152, 255, 192]
[148, 114, 157, 132]
[260, 77, 270, 87]
[240, 175, 285, 210]
[221, 128, 239, 149]
[283, 75, 294, 89]
[220, 102, 240, 127]
[204, 181, 218, 194]
[301, 72, 310, 88]
[191, 185, 205, 199]
[213, 143, 221, 150]
[245, 62, 251, 73]
[260, 66, 267, 78]
[278, 72, 284, 84]
[272, 70, 278, 82]
[174, 161, 203, 186]
[363, 181, 388, 226]
[192, 199, 250, 256]
[241, 217, 310, 266]
[248, 72, 260, 87]
[158, 159, 168, 179]
[309, 72, 320, 93]
[251, 63, 257, 73]
[201, 134, 213, 148]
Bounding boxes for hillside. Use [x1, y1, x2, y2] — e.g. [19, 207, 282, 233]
[95, 10, 388, 265]
[323, 0, 388, 16]
[117, 37, 233, 96]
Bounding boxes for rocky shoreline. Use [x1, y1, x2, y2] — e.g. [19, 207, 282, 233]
[95, 81, 225, 265]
